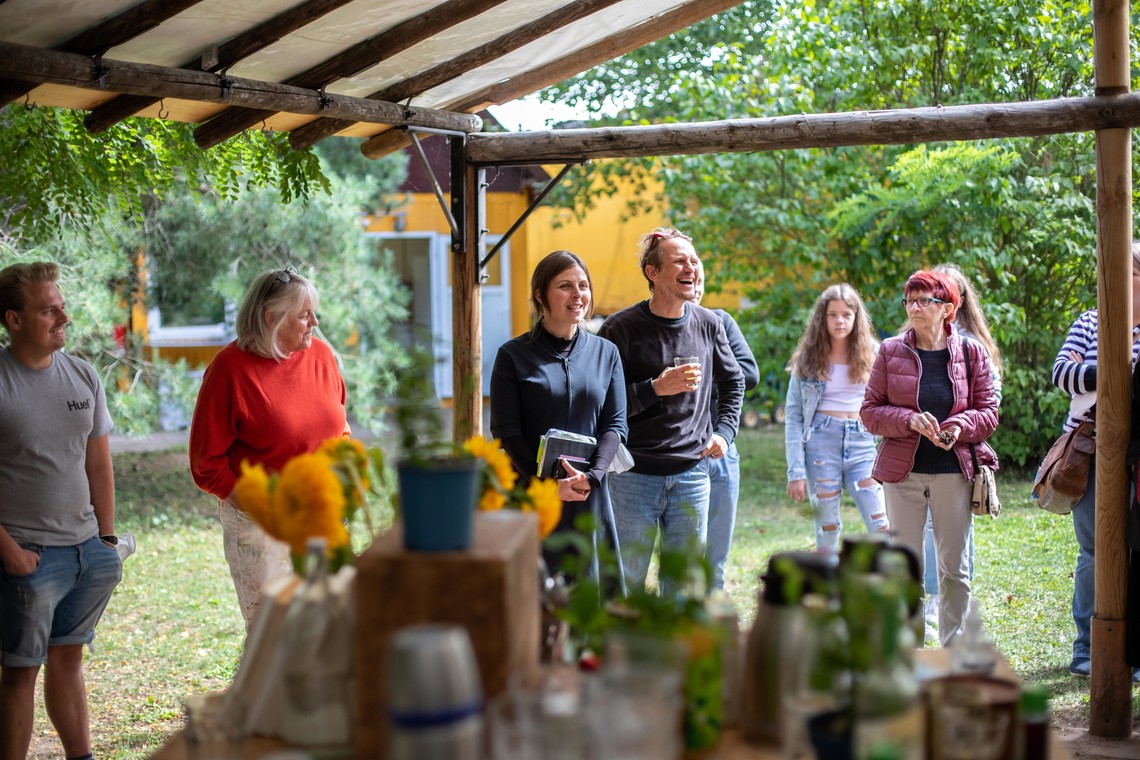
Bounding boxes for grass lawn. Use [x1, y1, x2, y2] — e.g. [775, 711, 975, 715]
[36, 427, 1136, 757]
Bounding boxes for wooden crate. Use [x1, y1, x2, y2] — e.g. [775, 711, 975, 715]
[353, 510, 540, 758]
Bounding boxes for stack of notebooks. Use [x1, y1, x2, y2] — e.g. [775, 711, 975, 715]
[536, 428, 597, 478]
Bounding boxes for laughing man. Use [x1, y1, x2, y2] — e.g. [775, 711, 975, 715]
[598, 228, 744, 593]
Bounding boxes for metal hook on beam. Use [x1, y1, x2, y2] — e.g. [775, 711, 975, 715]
[217, 68, 232, 101]
[91, 53, 109, 89]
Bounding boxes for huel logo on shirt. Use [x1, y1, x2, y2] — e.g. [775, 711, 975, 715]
[67, 398, 91, 411]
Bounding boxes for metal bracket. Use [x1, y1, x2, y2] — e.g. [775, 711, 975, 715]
[217, 68, 232, 101]
[91, 54, 109, 89]
[481, 163, 579, 269]
[409, 130, 459, 239]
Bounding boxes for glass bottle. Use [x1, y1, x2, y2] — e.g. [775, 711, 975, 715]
[742, 553, 808, 747]
[852, 579, 923, 760]
[783, 592, 851, 759]
[1018, 684, 1050, 760]
[949, 598, 996, 675]
[876, 549, 924, 653]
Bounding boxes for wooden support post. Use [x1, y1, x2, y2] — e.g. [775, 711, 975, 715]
[451, 138, 483, 442]
[1090, 0, 1134, 739]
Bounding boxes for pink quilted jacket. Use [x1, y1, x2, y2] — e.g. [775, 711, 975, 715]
[860, 324, 999, 484]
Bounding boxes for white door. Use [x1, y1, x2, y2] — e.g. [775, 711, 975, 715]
[374, 232, 511, 399]
[435, 234, 511, 397]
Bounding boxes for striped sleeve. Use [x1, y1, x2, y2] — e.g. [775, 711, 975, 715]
[1052, 311, 1098, 395]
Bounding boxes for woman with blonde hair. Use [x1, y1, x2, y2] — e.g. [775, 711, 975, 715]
[785, 283, 889, 556]
[189, 267, 349, 631]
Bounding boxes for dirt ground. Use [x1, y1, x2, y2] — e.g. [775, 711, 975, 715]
[1055, 724, 1140, 759]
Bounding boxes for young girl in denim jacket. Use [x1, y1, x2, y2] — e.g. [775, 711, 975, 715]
[784, 283, 889, 555]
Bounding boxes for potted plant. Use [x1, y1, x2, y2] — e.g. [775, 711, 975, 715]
[391, 349, 484, 552]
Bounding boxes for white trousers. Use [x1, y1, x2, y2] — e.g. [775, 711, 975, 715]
[219, 496, 292, 633]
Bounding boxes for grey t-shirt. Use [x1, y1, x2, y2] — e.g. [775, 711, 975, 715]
[0, 347, 113, 546]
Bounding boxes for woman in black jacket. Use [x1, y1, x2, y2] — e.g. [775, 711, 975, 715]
[490, 250, 628, 587]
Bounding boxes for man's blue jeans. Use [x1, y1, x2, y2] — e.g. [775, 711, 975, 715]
[705, 443, 740, 590]
[607, 460, 710, 594]
[1070, 459, 1096, 665]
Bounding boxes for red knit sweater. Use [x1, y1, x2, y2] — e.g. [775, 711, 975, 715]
[189, 339, 348, 500]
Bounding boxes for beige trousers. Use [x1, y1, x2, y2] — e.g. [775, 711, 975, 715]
[883, 472, 972, 646]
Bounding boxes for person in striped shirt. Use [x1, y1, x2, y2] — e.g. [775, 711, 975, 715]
[1050, 242, 1140, 679]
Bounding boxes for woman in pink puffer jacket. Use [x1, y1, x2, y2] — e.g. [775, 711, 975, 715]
[860, 269, 999, 646]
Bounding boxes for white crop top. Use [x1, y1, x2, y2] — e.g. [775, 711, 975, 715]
[819, 364, 864, 413]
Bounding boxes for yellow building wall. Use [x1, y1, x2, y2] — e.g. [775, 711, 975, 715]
[521, 167, 743, 338]
[364, 169, 743, 343]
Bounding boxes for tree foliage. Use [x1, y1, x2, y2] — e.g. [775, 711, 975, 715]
[0, 106, 327, 247]
[0, 106, 406, 435]
[541, 0, 1120, 466]
[144, 146, 410, 432]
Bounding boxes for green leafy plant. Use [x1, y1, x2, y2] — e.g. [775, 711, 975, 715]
[392, 348, 452, 463]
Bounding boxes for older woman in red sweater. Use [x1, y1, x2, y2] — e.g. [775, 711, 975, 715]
[189, 268, 348, 631]
[860, 269, 998, 646]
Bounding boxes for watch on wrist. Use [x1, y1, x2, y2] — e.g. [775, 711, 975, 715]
[100, 534, 118, 546]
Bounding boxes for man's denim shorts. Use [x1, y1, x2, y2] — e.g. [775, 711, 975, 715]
[0, 535, 122, 667]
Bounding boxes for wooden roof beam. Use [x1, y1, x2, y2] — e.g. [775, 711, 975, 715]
[85, 0, 358, 135]
[463, 95, 1140, 164]
[192, 0, 509, 149]
[0, 0, 205, 107]
[0, 41, 482, 134]
[288, 0, 626, 151]
[356, 0, 745, 159]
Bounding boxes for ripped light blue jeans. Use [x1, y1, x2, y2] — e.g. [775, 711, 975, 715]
[804, 414, 889, 555]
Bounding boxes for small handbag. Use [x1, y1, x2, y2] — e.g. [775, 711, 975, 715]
[970, 458, 1001, 517]
[962, 337, 1001, 517]
[1032, 411, 1095, 515]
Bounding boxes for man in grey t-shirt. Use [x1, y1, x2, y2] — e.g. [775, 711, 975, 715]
[0, 262, 121, 760]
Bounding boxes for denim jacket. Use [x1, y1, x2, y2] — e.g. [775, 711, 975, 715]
[784, 373, 825, 482]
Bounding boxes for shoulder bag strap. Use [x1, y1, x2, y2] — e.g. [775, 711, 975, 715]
[962, 336, 981, 474]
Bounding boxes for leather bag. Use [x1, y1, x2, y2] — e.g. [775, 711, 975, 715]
[970, 462, 1001, 517]
[1032, 414, 1095, 515]
[962, 337, 1001, 517]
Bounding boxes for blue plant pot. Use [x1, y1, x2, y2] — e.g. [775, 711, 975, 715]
[397, 459, 482, 552]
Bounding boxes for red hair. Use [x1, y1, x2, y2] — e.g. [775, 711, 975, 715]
[905, 270, 960, 309]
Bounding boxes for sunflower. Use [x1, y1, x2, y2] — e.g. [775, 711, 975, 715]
[234, 461, 278, 538]
[272, 451, 350, 554]
[522, 477, 562, 538]
[464, 435, 518, 508]
[321, 436, 372, 502]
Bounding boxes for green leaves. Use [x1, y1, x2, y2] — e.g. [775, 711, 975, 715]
[536, 0, 1113, 465]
